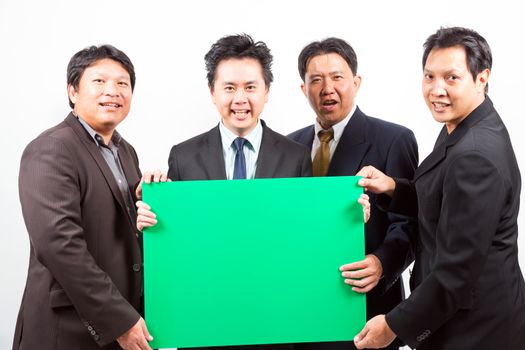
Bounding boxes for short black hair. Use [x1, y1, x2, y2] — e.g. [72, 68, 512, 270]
[67, 44, 135, 108]
[423, 27, 492, 93]
[298, 37, 358, 82]
[204, 33, 273, 89]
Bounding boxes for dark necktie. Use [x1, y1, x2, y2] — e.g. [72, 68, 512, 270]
[233, 137, 247, 179]
[312, 128, 334, 177]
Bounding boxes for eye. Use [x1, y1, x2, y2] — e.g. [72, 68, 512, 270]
[447, 75, 459, 81]
[246, 85, 256, 91]
[310, 77, 321, 84]
[333, 75, 343, 81]
[224, 86, 235, 92]
[423, 73, 433, 81]
[93, 79, 104, 83]
[118, 81, 129, 87]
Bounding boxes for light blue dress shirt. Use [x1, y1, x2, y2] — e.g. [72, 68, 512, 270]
[219, 119, 263, 180]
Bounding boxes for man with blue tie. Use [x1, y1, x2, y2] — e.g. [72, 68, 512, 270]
[136, 33, 310, 350]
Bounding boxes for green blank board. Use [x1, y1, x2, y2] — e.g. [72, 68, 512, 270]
[143, 176, 365, 348]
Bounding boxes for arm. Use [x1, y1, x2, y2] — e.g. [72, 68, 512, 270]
[19, 137, 146, 347]
[387, 152, 504, 348]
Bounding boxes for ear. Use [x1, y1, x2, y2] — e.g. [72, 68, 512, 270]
[264, 86, 269, 103]
[353, 75, 362, 90]
[67, 84, 78, 105]
[209, 84, 216, 105]
[301, 83, 307, 98]
[477, 68, 490, 93]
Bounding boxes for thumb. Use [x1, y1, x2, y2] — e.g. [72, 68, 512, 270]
[141, 319, 153, 341]
[354, 325, 369, 349]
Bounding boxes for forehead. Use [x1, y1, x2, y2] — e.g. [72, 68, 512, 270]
[214, 57, 264, 82]
[425, 46, 468, 72]
[306, 53, 352, 74]
[82, 58, 130, 79]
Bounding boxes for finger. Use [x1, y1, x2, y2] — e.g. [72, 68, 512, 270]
[137, 207, 156, 219]
[342, 268, 371, 279]
[136, 201, 151, 210]
[340, 260, 367, 271]
[141, 321, 154, 342]
[153, 169, 162, 183]
[142, 172, 151, 184]
[160, 172, 168, 182]
[354, 325, 370, 349]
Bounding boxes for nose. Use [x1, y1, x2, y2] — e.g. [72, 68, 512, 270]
[104, 80, 120, 96]
[321, 78, 335, 95]
[430, 79, 446, 97]
[233, 88, 247, 104]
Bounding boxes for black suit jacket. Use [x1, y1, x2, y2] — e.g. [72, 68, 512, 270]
[14, 113, 143, 350]
[168, 120, 311, 350]
[384, 97, 525, 349]
[288, 107, 418, 350]
[168, 120, 311, 181]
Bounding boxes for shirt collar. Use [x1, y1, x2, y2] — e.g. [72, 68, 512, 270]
[314, 104, 357, 141]
[76, 115, 121, 147]
[219, 119, 263, 152]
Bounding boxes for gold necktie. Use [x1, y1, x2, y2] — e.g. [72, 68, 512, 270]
[312, 128, 334, 176]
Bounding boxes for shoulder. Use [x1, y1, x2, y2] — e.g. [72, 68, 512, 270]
[287, 124, 314, 140]
[172, 127, 217, 150]
[263, 123, 309, 154]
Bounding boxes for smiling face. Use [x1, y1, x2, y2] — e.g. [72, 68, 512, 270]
[68, 58, 132, 143]
[210, 58, 269, 137]
[302, 53, 361, 129]
[423, 46, 489, 133]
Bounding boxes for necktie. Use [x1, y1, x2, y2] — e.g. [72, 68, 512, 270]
[233, 137, 247, 179]
[312, 128, 334, 176]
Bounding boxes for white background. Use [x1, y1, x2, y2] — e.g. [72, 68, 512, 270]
[1, 1, 524, 349]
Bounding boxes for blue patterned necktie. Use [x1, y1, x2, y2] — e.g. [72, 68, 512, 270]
[233, 137, 247, 179]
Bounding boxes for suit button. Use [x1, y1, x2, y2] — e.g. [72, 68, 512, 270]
[91, 330, 96, 336]
[88, 326, 93, 331]
[132, 263, 141, 272]
[94, 334, 100, 341]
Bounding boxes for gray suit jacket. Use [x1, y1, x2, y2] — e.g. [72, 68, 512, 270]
[168, 120, 311, 180]
[13, 113, 143, 350]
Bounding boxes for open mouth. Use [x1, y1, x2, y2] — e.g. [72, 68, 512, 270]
[321, 99, 338, 111]
[432, 102, 450, 112]
[99, 102, 122, 108]
[232, 110, 251, 119]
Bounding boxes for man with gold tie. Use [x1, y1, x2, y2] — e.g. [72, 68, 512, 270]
[288, 37, 418, 350]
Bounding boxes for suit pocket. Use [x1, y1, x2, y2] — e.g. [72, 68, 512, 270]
[50, 289, 73, 308]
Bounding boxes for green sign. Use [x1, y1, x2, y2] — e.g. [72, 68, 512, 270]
[143, 176, 365, 348]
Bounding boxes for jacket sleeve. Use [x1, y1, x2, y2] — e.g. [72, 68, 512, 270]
[372, 128, 419, 292]
[386, 151, 505, 348]
[19, 136, 140, 346]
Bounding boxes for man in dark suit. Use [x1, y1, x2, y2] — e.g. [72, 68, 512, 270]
[13, 45, 153, 350]
[137, 34, 310, 350]
[354, 27, 525, 350]
[288, 38, 418, 350]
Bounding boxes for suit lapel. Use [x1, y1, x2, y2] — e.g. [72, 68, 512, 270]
[255, 121, 280, 178]
[414, 97, 494, 181]
[65, 113, 129, 215]
[328, 108, 371, 176]
[200, 125, 227, 180]
[296, 126, 315, 151]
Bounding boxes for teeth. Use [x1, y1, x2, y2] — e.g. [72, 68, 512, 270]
[101, 103, 119, 107]
[433, 102, 449, 107]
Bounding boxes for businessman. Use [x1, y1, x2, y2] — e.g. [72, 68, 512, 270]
[137, 34, 311, 350]
[288, 37, 418, 350]
[354, 27, 525, 350]
[13, 45, 152, 350]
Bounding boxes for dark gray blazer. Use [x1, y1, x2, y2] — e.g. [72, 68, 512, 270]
[385, 97, 525, 349]
[13, 113, 143, 350]
[289, 107, 418, 350]
[168, 120, 312, 181]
